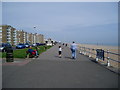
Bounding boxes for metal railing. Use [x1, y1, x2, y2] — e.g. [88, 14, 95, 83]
[79, 46, 119, 67]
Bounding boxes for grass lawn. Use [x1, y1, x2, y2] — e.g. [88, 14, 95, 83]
[1, 45, 52, 58]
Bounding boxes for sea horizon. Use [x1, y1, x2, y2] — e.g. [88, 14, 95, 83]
[78, 43, 118, 47]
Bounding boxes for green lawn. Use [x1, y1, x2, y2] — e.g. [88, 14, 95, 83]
[1, 45, 52, 58]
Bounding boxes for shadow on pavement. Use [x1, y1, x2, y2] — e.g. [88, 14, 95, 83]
[64, 56, 72, 59]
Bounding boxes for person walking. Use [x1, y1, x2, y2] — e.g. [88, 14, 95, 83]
[58, 46, 62, 58]
[70, 41, 77, 59]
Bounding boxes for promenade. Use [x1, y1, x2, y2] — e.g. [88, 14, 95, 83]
[2, 44, 118, 88]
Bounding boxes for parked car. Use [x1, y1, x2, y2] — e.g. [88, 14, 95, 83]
[0, 43, 12, 52]
[32, 43, 36, 47]
[36, 43, 40, 46]
[0, 43, 4, 52]
[39, 43, 46, 46]
[36, 43, 46, 46]
[46, 43, 52, 46]
[25, 43, 30, 48]
[16, 43, 26, 49]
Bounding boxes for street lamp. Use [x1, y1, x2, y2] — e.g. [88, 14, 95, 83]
[33, 26, 36, 44]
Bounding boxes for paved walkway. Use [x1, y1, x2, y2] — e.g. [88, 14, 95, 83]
[2, 44, 119, 88]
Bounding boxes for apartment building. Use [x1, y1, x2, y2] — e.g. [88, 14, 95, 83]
[0, 25, 18, 45]
[38, 34, 44, 43]
[36, 34, 40, 43]
[33, 33, 37, 44]
[11, 27, 17, 45]
[1, 25, 45, 45]
[29, 33, 34, 44]
[16, 30, 25, 44]
[41, 34, 44, 43]
[26, 33, 29, 43]
[2, 25, 12, 44]
[36, 34, 44, 43]
[28, 33, 44, 44]
[23, 32, 28, 44]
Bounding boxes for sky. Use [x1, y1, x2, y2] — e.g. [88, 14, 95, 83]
[2, 2, 118, 46]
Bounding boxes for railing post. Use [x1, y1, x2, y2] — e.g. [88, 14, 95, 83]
[79, 47, 81, 53]
[86, 48, 88, 56]
[82, 47, 84, 55]
[96, 49, 99, 62]
[107, 50, 110, 66]
[81, 47, 82, 54]
[79, 47, 82, 54]
[82, 47, 84, 54]
[96, 57, 99, 62]
[84, 47, 86, 55]
[107, 57, 110, 66]
[89, 48, 91, 58]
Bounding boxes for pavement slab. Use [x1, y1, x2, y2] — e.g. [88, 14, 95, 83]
[2, 44, 119, 88]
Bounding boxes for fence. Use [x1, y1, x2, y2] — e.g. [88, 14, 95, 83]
[79, 46, 120, 68]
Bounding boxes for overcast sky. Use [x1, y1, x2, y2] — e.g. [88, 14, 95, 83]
[2, 2, 118, 45]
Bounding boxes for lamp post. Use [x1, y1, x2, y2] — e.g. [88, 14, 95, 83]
[33, 26, 36, 44]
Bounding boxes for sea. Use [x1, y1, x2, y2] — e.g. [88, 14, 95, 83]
[79, 43, 118, 47]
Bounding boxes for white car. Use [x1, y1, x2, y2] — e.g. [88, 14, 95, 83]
[24, 43, 30, 48]
[47, 43, 52, 46]
[32, 43, 36, 47]
[0, 47, 4, 51]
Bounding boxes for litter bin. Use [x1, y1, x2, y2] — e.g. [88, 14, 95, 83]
[6, 46, 14, 62]
[96, 49, 104, 60]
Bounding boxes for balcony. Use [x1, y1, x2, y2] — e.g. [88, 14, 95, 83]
[13, 35, 16, 38]
[7, 32, 11, 34]
[13, 38, 17, 40]
[7, 36, 11, 38]
[7, 41, 11, 43]
[13, 41, 17, 42]
[7, 37, 11, 40]
[13, 32, 17, 34]
[13, 30, 16, 33]
[7, 34, 11, 36]
[7, 40, 11, 42]
[7, 29, 11, 31]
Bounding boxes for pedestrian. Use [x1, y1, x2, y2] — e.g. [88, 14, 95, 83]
[65, 43, 67, 47]
[58, 46, 62, 58]
[70, 41, 77, 59]
[35, 46, 39, 57]
[27, 46, 35, 58]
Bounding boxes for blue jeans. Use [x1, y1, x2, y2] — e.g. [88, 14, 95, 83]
[35, 51, 38, 56]
[71, 49, 76, 59]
